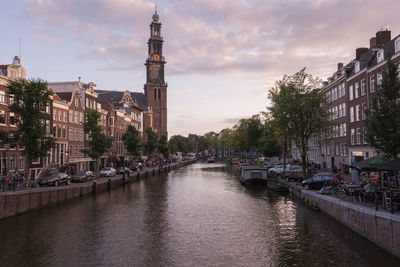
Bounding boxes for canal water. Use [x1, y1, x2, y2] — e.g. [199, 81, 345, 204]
[0, 163, 398, 266]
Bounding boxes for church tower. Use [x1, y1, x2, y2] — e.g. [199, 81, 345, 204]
[144, 8, 168, 137]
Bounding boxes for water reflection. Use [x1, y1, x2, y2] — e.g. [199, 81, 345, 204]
[0, 163, 398, 266]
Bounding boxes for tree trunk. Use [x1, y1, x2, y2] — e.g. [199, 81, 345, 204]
[95, 158, 100, 179]
[24, 155, 31, 185]
[301, 153, 307, 180]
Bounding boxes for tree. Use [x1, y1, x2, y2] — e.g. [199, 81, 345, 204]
[122, 125, 142, 163]
[144, 126, 158, 156]
[218, 129, 233, 157]
[204, 132, 218, 155]
[158, 135, 169, 159]
[198, 136, 208, 152]
[365, 57, 400, 157]
[258, 117, 281, 157]
[168, 135, 190, 154]
[82, 109, 113, 179]
[269, 68, 331, 178]
[2, 79, 55, 182]
[231, 115, 263, 153]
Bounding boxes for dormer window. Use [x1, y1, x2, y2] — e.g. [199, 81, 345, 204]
[354, 61, 360, 73]
[377, 49, 384, 63]
[395, 37, 400, 53]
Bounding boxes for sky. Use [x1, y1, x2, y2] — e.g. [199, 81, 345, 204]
[1, 0, 400, 137]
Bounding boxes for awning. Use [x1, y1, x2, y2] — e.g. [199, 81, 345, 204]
[352, 155, 393, 171]
[377, 158, 400, 171]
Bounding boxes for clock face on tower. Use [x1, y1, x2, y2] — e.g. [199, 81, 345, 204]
[153, 54, 160, 61]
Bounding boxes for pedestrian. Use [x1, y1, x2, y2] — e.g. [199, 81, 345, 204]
[352, 168, 359, 185]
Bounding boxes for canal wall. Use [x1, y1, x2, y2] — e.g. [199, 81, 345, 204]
[286, 182, 400, 257]
[0, 160, 195, 220]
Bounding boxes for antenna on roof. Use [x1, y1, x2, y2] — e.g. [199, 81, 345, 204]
[19, 38, 22, 60]
[78, 76, 81, 82]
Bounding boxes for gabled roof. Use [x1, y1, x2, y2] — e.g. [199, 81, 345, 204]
[55, 92, 72, 102]
[96, 90, 148, 111]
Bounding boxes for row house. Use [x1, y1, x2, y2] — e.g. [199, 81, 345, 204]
[292, 30, 400, 170]
[0, 56, 52, 179]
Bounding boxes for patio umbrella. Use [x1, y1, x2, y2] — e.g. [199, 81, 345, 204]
[377, 158, 400, 171]
[353, 155, 393, 171]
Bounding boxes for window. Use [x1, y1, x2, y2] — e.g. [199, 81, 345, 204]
[19, 156, 24, 170]
[9, 112, 15, 126]
[63, 126, 66, 138]
[361, 79, 366, 96]
[361, 103, 367, 120]
[63, 111, 67, 122]
[154, 88, 157, 100]
[75, 111, 78, 124]
[343, 123, 347, 137]
[336, 145, 340, 156]
[158, 88, 161, 100]
[350, 106, 354, 122]
[370, 75, 375, 93]
[53, 126, 57, 136]
[0, 91, 6, 104]
[355, 61, 360, 73]
[59, 111, 62, 121]
[80, 112, 84, 123]
[75, 98, 79, 107]
[338, 104, 342, 118]
[351, 129, 355, 145]
[341, 83, 345, 97]
[69, 110, 73, 123]
[54, 110, 58, 120]
[356, 128, 361, 144]
[396, 37, 400, 53]
[363, 127, 368, 144]
[354, 82, 359, 98]
[377, 49, 384, 63]
[349, 85, 353, 101]
[355, 104, 360, 121]
[58, 125, 62, 137]
[69, 127, 73, 140]
[377, 73, 382, 86]
[343, 103, 346, 117]
[0, 110, 6, 124]
[10, 156, 15, 171]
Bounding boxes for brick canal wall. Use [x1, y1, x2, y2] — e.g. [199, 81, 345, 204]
[0, 160, 195, 220]
[286, 182, 400, 257]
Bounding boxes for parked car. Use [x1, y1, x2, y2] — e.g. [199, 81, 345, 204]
[99, 167, 116, 177]
[283, 166, 303, 182]
[71, 171, 93, 183]
[38, 172, 70, 186]
[268, 165, 290, 177]
[302, 173, 342, 190]
[262, 162, 275, 170]
[116, 166, 130, 175]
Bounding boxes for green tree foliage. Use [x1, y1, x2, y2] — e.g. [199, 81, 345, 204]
[231, 115, 263, 152]
[365, 58, 400, 157]
[168, 135, 191, 154]
[122, 125, 142, 161]
[82, 109, 113, 178]
[158, 135, 169, 158]
[198, 136, 209, 152]
[2, 79, 55, 181]
[268, 68, 331, 177]
[204, 131, 218, 155]
[258, 118, 281, 157]
[218, 129, 233, 157]
[144, 126, 159, 156]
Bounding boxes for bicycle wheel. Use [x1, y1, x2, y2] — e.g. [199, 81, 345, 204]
[333, 187, 346, 199]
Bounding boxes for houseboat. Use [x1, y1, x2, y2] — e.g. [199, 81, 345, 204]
[238, 166, 268, 185]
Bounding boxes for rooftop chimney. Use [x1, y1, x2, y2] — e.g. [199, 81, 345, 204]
[370, 37, 376, 49]
[376, 29, 391, 47]
[356, 47, 368, 60]
[337, 62, 343, 71]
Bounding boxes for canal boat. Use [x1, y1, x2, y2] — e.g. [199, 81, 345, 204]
[239, 166, 268, 185]
[207, 157, 215, 163]
[266, 178, 288, 192]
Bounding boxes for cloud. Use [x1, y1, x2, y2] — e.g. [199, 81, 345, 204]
[21, 0, 400, 79]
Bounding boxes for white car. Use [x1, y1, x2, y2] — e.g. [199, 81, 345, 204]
[268, 165, 291, 176]
[99, 167, 116, 177]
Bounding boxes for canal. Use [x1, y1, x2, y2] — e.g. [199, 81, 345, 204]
[0, 163, 398, 266]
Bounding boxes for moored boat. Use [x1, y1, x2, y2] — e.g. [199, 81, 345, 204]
[267, 178, 288, 192]
[239, 166, 268, 185]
